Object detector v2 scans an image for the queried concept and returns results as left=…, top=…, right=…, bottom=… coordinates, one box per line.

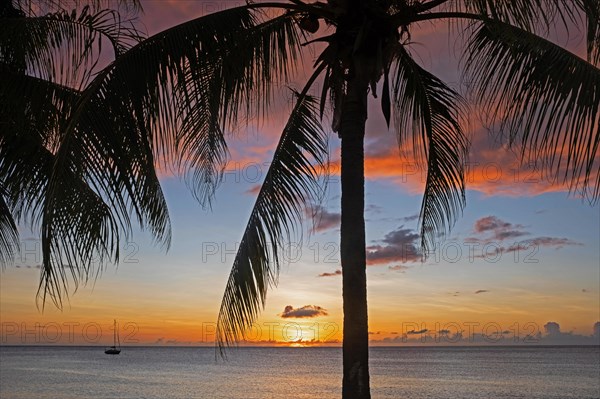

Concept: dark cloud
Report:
left=318, top=270, right=341, bottom=277
left=306, top=204, right=341, bottom=233
left=538, top=322, right=600, bottom=344
left=468, top=216, right=581, bottom=256
left=474, top=290, right=490, bottom=294
left=504, top=237, right=581, bottom=254
left=399, top=214, right=419, bottom=222
left=495, top=230, right=529, bottom=240
left=279, top=305, right=328, bottom=319
left=365, top=204, right=383, bottom=214
left=472, top=216, right=527, bottom=241
left=474, top=216, right=512, bottom=233
left=407, top=329, right=428, bottom=335
left=524, top=237, right=580, bottom=249
left=366, top=226, right=421, bottom=265
left=544, top=321, right=561, bottom=335
left=367, top=321, right=600, bottom=346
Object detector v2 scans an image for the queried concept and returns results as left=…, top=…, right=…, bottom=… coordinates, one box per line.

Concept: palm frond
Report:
left=94, top=6, right=304, bottom=202
left=460, top=1, right=569, bottom=31
left=575, top=0, right=600, bottom=65
left=0, top=6, right=142, bottom=88
left=392, top=45, right=468, bottom=252
left=39, top=73, right=171, bottom=304
left=0, top=189, right=19, bottom=266
left=0, top=70, right=124, bottom=304
left=10, top=0, right=143, bottom=16
left=0, top=66, right=79, bottom=224
left=37, top=6, right=305, bottom=304
left=454, top=0, right=599, bottom=65
left=465, top=19, right=600, bottom=200
left=216, top=92, right=327, bottom=353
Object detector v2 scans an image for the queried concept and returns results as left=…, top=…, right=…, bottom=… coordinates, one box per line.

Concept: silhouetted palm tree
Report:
left=1, top=1, right=599, bottom=398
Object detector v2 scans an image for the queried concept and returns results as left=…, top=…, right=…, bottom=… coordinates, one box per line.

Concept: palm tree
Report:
left=2, top=1, right=599, bottom=398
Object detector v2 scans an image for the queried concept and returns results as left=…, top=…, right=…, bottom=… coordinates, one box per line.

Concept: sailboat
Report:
left=104, top=319, right=121, bottom=355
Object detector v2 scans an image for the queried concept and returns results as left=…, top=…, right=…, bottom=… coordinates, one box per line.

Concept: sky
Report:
left=0, top=0, right=599, bottom=347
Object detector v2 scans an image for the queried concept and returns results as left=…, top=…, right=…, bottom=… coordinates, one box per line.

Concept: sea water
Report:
left=0, top=346, right=598, bottom=398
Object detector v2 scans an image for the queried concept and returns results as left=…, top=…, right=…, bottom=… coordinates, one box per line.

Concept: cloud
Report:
left=473, top=216, right=511, bottom=233
left=399, top=214, right=419, bottom=222
left=473, top=216, right=528, bottom=241
left=279, top=305, right=328, bottom=319
left=407, top=329, right=428, bottom=335
left=544, top=321, right=561, bottom=335
left=388, top=265, right=410, bottom=272
left=306, top=204, right=341, bottom=233
left=537, top=322, right=600, bottom=345
left=467, top=216, right=581, bottom=257
left=368, top=321, right=600, bottom=346
left=318, top=270, right=341, bottom=277
left=245, top=184, right=261, bottom=196
left=474, top=290, right=490, bottom=294
left=366, top=226, right=421, bottom=266
left=519, top=237, right=580, bottom=249
left=359, top=117, right=599, bottom=198
left=365, top=204, right=384, bottom=214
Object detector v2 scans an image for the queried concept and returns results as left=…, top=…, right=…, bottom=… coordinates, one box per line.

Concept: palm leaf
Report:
left=432, top=1, right=598, bottom=66
left=459, top=1, right=566, bottom=30
left=37, top=6, right=306, bottom=304
left=40, top=76, right=171, bottom=304
left=0, top=6, right=142, bottom=88
left=216, top=92, right=327, bottom=352
left=392, top=45, right=468, bottom=252
left=0, top=66, right=79, bottom=223
left=11, top=1, right=143, bottom=14
left=84, top=6, right=304, bottom=201
left=575, top=0, right=600, bottom=65
left=465, top=19, right=600, bottom=200
left=0, top=188, right=18, bottom=266
left=0, top=70, right=123, bottom=304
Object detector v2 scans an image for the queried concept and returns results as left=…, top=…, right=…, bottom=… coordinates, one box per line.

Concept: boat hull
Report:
left=104, top=348, right=121, bottom=355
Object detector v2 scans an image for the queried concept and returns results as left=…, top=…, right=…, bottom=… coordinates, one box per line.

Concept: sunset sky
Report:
left=1, top=0, right=598, bottom=347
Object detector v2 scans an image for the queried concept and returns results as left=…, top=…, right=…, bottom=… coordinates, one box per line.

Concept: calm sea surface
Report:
left=1, top=346, right=598, bottom=399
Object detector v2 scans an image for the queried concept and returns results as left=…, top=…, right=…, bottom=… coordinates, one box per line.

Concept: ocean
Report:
left=0, top=346, right=598, bottom=398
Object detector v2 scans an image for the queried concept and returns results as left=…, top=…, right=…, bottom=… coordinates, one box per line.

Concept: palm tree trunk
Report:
left=340, top=75, right=370, bottom=399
